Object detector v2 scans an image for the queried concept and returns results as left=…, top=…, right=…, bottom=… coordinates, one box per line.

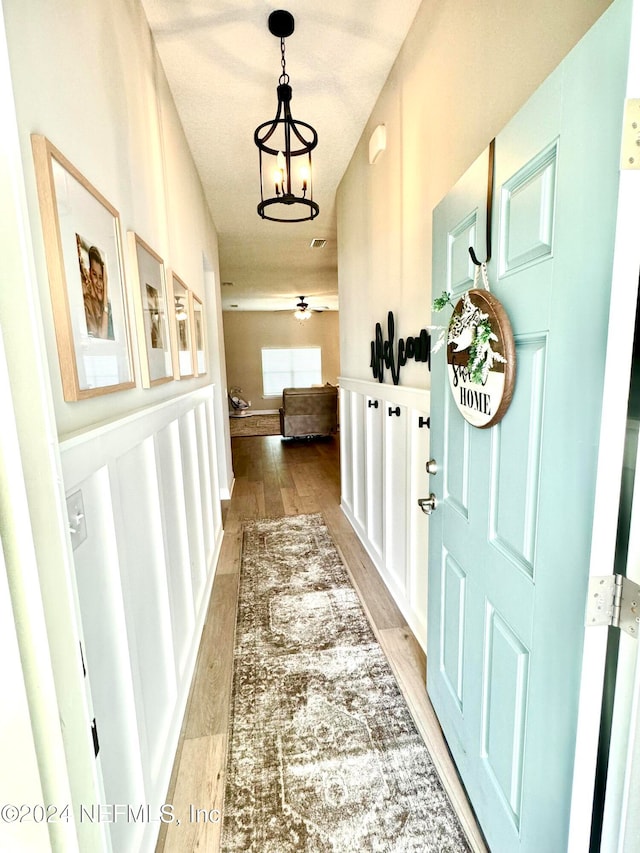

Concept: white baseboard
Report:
left=220, top=477, right=235, bottom=500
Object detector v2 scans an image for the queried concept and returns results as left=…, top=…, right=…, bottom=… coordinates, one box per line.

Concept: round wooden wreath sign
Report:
left=446, top=289, right=516, bottom=428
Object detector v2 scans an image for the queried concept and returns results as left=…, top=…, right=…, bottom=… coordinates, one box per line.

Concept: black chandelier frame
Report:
left=254, top=10, right=319, bottom=223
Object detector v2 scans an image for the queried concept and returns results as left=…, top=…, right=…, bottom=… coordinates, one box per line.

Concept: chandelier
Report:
left=254, top=10, right=319, bottom=223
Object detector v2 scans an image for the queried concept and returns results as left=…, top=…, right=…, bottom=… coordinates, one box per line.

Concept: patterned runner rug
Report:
left=229, top=412, right=281, bottom=437
left=222, top=514, right=471, bottom=852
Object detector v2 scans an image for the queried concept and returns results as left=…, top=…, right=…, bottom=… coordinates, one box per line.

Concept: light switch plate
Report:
left=66, top=488, right=87, bottom=550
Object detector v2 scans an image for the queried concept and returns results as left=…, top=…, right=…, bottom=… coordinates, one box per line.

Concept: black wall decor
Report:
left=370, top=311, right=430, bottom=385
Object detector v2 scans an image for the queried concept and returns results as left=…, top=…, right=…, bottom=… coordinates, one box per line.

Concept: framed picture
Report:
left=127, top=232, right=173, bottom=387
left=31, top=135, right=135, bottom=400
left=191, top=293, right=207, bottom=376
left=169, top=272, right=194, bottom=380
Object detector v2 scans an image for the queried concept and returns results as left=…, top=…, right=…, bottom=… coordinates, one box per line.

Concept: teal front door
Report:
left=427, top=2, right=635, bottom=850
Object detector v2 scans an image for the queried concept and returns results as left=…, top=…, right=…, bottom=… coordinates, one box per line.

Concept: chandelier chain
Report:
left=279, top=37, right=289, bottom=85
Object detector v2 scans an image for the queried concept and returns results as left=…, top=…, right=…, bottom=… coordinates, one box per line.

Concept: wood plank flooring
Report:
left=156, top=435, right=487, bottom=853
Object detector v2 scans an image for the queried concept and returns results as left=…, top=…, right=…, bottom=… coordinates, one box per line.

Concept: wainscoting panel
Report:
left=384, top=401, right=408, bottom=591
left=60, top=386, right=223, bottom=853
left=196, top=398, right=222, bottom=566
left=115, top=438, right=177, bottom=788
left=351, top=392, right=366, bottom=530
left=408, top=407, right=431, bottom=642
left=339, top=388, right=353, bottom=511
left=71, top=465, right=147, bottom=853
left=155, top=420, right=195, bottom=682
left=365, top=397, right=384, bottom=561
left=179, top=408, right=208, bottom=611
left=339, top=377, right=430, bottom=648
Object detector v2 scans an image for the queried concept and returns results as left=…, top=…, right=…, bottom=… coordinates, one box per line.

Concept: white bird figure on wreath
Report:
left=447, top=292, right=486, bottom=351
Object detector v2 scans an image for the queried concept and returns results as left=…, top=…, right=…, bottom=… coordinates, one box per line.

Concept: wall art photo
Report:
left=169, top=272, right=194, bottom=379
left=146, top=285, right=163, bottom=349
left=191, top=293, right=207, bottom=377
left=77, top=236, right=114, bottom=341
left=127, top=232, right=173, bottom=387
left=31, top=134, right=135, bottom=400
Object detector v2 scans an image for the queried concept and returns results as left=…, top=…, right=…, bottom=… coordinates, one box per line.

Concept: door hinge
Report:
left=586, top=574, right=640, bottom=638
left=91, top=718, right=100, bottom=757
left=620, top=99, right=640, bottom=170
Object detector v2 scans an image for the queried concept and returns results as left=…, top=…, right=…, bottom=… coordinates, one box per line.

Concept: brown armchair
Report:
left=279, top=385, right=338, bottom=438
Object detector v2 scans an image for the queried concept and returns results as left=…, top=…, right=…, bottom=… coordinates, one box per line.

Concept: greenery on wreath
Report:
left=432, top=291, right=453, bottom=313
left=431, top=290, right=507, bottom=384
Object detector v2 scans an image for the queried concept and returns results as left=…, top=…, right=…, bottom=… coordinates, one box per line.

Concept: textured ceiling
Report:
left=141, top=0, right=423, bottom=311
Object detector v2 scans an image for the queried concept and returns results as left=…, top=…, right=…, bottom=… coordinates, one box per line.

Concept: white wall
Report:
left=337, top=0, right=613, bottom=388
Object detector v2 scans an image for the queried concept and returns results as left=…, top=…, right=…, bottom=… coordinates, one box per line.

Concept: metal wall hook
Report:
left=468, top=137, right=495, bottom=267
left=368, top=399, right=379, bottom=408
left=388, top=406, right=401, bottom=417
left=468, top=246, right=483, bottom=266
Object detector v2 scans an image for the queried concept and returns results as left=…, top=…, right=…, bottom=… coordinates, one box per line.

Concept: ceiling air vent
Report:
left=309, top=238, right=327, bottom=249
left=222, top=281, right=234, bottom=287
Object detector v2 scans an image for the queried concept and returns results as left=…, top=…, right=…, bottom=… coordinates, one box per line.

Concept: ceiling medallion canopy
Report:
left=254, top=10, right=319, bottom=223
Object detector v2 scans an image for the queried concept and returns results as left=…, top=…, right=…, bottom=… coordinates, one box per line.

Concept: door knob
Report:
left=418, top=494, right=437, bottom=515
left=425, top=459, right=438, bottom=475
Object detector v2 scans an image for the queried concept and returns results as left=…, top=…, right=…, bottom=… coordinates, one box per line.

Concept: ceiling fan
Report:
left=269, top=294, right=333, bottom=316
left=293, top=295, right=325, bottom=320
left=294, top=296, right=312, bottom=320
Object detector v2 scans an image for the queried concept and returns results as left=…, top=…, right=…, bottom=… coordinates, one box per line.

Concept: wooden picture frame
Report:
left=31, top=135, right=135, bottom=400
left=127, top=232, right=173, bottom=387
left=191, top=293, right=207, bottom=377
left=168, top=272, right=195, bottom=380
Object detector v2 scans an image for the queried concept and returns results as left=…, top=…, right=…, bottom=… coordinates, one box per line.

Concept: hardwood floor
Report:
left=155, top=435, right=487, bottom=853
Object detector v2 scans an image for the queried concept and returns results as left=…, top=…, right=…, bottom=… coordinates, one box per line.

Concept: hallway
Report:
left=156, top=435, right=486, bottom=852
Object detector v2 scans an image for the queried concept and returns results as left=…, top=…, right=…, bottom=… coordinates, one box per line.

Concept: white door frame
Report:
left=0, top=5, right=106, bottom=849
left=0, top=329, right=52, bottom=853
left=600, top=428, right=640, bottom=851
left=569, top=2, right=640, bottom=847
